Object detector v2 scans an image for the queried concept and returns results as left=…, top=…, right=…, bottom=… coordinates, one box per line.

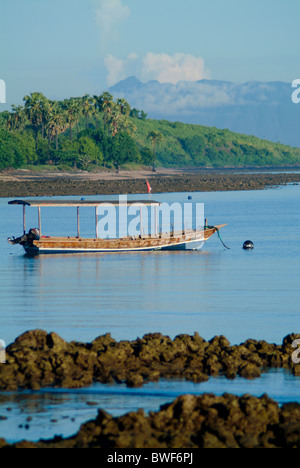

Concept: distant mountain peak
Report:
left=109, top=76, right=143, bottom=92
left=107, top=76, right=300, bottom=147
left=119, top=76, right=141, bottom=85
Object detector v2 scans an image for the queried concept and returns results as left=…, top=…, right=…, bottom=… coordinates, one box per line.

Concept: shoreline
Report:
left=1, top=393, right=299, bottom=448
left=0, top=329, right=300, bottom=448
left=1, top=168, right=300, bottom=198
left=1, top=168, right=300, bottom=448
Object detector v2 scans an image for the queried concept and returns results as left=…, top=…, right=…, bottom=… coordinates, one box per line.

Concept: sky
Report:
left=1, top=0, right=300, bottom=109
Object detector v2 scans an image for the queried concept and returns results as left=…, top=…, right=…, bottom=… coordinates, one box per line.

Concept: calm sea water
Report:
left=0, top=183, right=300, bottom=442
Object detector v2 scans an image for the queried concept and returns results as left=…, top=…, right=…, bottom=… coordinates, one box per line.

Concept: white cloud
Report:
left=104, top=55, right=126, bottom=86
left=127, top=52, right=138, bottom=61
left=105, top=53, right=140, bottom=86
left=94, top=0, right=130, bottom=44
left=109, top=77, right=286, bottom=118
left=127, top=82, right=234, bottom=115
left=104, top=52, right=210, bottom=86
left=142, top=53, right=210, bottom=84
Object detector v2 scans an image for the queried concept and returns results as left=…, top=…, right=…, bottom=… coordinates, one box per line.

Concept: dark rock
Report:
left=2, top=172, right=300, bottom=199
left=0, top=329, right=299, bottom=392
left=125, top=373, right=144, bottom=388
left=238, top=363, right=262, bottom=379
left=2, top=392, right=297, bottom=448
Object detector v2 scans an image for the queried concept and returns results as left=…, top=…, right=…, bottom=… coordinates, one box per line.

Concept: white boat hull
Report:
left=24, top=238, right=205, bottom=255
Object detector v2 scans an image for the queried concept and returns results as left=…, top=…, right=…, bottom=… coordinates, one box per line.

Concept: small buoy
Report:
left=188, top=196, right=192, bottom=200
left=243, top=240, right=254, bottom=250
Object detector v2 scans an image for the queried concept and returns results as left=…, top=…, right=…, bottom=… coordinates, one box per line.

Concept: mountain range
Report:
left=109, top=77, right=300, bottom=148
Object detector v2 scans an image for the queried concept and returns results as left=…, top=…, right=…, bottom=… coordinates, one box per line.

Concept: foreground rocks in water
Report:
left=1, top=393, right=300, bottom=448
left=0, top=330, right=299, bottom=391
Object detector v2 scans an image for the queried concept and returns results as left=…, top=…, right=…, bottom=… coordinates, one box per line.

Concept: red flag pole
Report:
left=146, top=180, right=152, bottom=198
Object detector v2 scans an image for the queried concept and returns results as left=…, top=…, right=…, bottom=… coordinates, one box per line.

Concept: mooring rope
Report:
left=205, top=225, right=231, bottom=250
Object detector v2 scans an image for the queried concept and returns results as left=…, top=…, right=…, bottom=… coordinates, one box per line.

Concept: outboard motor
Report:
left=8, top=228, right=40, bottom=246
left=28, top=228, right=40, bottom=239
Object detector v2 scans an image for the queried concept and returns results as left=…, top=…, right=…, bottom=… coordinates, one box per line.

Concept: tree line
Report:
left=2, top=90, right=296, bottom=171
left=0, top=91, right=163, bottom=172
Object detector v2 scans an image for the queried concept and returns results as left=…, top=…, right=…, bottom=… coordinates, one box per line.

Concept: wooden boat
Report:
left=7, top=199, right=226, bottom=255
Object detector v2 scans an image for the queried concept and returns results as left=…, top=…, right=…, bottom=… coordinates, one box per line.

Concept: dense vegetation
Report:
left=1, top=91, right=300, bottom=171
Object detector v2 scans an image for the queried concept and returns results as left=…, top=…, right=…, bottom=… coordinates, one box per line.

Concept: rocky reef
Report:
left=0, top=330, right=300, bottom=448
left=1, top=392, right=300, bottom=448
left=0, top=330, right=299, bottom=391
left=1, top=172, right=300, bottom=198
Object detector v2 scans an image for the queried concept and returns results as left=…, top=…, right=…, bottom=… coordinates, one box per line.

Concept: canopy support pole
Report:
left=77, top=207, right=80, bottom=238
left=38, top=207, right=41, bottom=236
left=23, top=205, right=26, bottom=234
left=95, top=206, right=98, bottom=239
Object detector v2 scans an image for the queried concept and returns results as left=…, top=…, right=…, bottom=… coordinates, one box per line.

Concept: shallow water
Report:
left=1, top=185, right=300, bottom=345
left=0, top=184, right=300, bottom=441
left=0, top=369, right=298, bottom=443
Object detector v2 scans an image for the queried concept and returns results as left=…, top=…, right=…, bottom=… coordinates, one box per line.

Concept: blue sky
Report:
left=1, top=0, right=300, bottom=108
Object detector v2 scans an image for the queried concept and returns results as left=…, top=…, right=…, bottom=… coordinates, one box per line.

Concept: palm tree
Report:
left=105, top=98, right=135, bottom=138
left=93, top=95, right=103, bottom=127
left=116, top=98, right=130, bottom=116
left=147, top=130, right=163, bottom=172
left=23, top=92, right=48, bottom=147
left=97, top=92, right=114, bottom=124
left=40, top=99, right=51, bottom=140
left=46, top=102, right=67, bottom=151
left=107, top=105, right=123, bottom=137
left=63, top=98, right=80, bottom=140
left=7, top=105, right=27, bottom=131
left=81, top=94, right=95, bottom=129
left=72, top=98, right=82, bottom=135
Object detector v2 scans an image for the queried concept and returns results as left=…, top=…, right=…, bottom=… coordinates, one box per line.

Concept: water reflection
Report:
left=3, top=246, right=227, bottom=345
left=0, top=368, right=299, bottom=443
left=1, top=187, right=300, bottom=347
left=1, top=187, right=300, bottom=443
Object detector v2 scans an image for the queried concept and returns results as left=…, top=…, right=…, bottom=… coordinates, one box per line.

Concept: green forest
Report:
left=1, top=91, right=300, bottom=172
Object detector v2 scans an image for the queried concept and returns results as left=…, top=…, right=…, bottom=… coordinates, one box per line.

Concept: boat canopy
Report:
left=8, top=199, right=161, bottom=207
left=9, top=198, right=161, bottom=237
